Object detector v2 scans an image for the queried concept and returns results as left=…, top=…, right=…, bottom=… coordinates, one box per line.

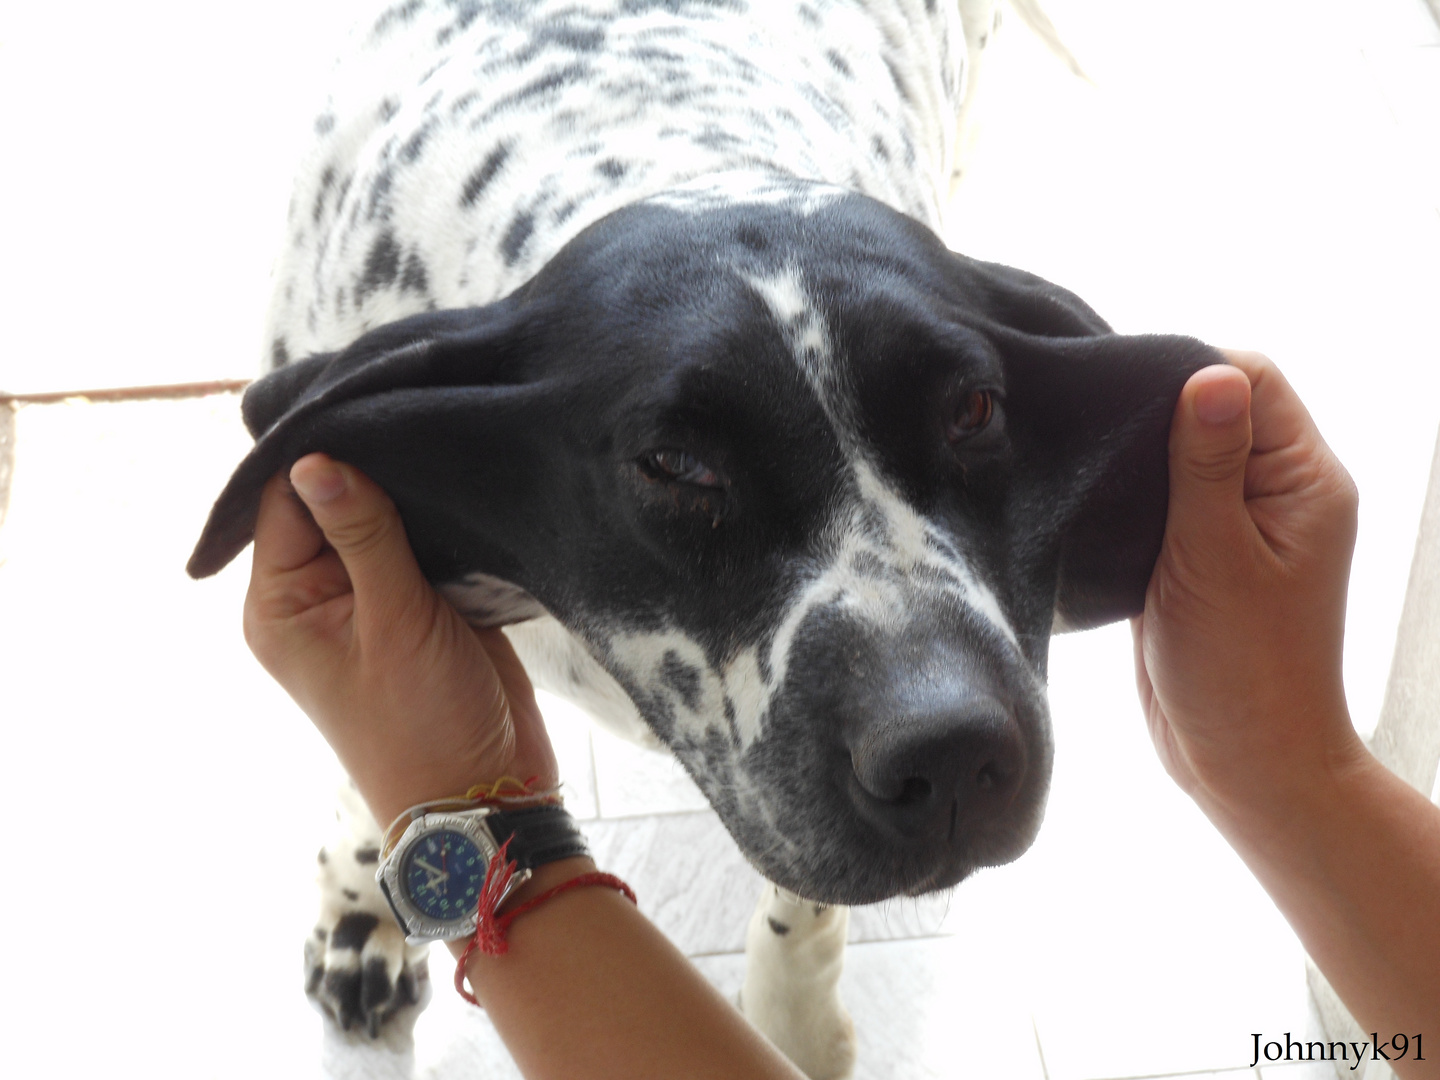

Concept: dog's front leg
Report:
left=304, top=782, right=431, bottom=1036
left=740, top=885, right=856, bottom=1080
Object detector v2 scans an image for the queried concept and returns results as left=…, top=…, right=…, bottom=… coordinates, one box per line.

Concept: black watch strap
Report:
left=486, top=804, right=589, bottom=871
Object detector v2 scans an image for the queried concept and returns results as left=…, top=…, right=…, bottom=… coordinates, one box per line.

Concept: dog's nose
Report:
left=846, top=697, right=1025, bottom=841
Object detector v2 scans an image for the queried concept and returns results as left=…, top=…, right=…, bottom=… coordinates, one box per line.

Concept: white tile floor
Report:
left=2, top=1, right=1437, bottom=1078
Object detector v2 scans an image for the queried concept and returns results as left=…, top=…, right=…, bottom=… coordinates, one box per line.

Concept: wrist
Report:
left=444, top=855, right=599, bottom=962
left=1189, top=721, right=1375, bottom=858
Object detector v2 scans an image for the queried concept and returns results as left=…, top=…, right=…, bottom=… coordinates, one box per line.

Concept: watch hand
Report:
left=413, top=858, right=450, bottom=892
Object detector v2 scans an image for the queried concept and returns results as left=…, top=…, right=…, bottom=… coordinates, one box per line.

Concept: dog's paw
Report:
left=742, top=886, right=856, bottom=1080
left=304, top=783, right=432, bottom=1036
left=304, top=912, right=430, bottom=1036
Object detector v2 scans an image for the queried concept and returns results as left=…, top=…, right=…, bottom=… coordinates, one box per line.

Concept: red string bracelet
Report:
left=455, top=838, right=637, bottom=1006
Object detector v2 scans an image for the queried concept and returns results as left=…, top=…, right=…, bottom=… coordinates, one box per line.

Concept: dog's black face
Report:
left=192, top=185, right=1218, bottom=904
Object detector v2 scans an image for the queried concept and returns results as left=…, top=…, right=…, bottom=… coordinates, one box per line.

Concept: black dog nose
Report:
left=847, top=698, right=1025, bottom=841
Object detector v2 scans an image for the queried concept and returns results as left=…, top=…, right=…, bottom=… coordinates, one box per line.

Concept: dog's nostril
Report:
left=895, top=777, right=932, bottom=806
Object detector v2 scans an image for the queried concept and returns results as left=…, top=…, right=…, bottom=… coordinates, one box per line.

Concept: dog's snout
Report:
left=847, top=697, right=1025, bottom=841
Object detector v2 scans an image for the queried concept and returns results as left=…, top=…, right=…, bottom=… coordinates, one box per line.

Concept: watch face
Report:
left=401, top=829, right=489, bottom=922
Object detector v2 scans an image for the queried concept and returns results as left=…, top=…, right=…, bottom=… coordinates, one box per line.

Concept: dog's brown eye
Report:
left=947, top=390, right=994, bottom=440
left=642, top=449, right=723, bottom=488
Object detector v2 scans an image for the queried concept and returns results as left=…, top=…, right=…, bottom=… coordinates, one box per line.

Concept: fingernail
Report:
left=1193, top=376, right=1248, bottom=426
left=290, top=459, right=346, bottom=504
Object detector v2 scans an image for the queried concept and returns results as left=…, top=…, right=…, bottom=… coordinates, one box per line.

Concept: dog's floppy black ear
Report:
left=956, top=257, right=1223, bottom=631
left=187, top=301, right=533, bottom=579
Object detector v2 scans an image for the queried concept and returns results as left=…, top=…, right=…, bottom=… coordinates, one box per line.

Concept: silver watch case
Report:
left=376, top=807, right=533, bottom=944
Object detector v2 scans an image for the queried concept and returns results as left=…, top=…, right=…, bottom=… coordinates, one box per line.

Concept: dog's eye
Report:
left=947, top=390, right=994, bottom=441
left=641, top=449, right=724, bottom=488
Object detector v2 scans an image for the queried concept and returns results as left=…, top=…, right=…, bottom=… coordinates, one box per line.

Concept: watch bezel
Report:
left=377, top=807, right=524, bottom=943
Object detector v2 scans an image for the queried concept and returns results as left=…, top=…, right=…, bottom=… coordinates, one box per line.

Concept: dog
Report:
left=189, top=1, right=1219, bottom=1075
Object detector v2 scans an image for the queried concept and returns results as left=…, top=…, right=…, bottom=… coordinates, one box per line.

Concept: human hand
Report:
left=243, top=453, right=557, bottom=829
left=1131, top=352, right=1366, bottom=820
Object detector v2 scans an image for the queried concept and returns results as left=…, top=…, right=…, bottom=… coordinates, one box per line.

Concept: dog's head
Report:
left=192, top=184, right=1218, bottom=904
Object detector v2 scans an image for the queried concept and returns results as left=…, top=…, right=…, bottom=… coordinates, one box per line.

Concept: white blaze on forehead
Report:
left=743, top=265, right=1019, bottom=651
left=742, top=265, right=842, bottom=423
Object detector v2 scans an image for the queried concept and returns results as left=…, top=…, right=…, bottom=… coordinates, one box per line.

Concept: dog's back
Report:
left=265, top=0, right=972, bottom=369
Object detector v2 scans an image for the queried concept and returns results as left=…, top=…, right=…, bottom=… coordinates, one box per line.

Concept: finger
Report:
left=1217, top=350, right=1311, bottom=457
left=288, top=454, right=431, bottom=624
left=252, top=470, right=328, bottom=577
left=1164, top=364, right=1255, bottom=552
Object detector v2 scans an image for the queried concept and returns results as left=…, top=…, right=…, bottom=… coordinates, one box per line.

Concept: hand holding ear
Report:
left=1131, top=352, right=1364, bottom=817
left=243, top=453, right=558, bottom=828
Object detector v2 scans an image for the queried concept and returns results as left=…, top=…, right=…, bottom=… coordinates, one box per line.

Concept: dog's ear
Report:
left=187, top=301, right=538, bottom=579
left=956, top=257, right=1223, bottom=631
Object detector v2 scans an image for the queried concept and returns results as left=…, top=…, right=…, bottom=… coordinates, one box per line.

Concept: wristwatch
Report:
left=377, top=803, right=589, bottom=943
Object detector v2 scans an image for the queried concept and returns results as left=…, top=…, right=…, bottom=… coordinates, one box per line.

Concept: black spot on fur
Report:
left=479, top=62, right=590, bottom=123
left=735, top=223, right=768, bottom=252
left=596, top=158, right=627, bottom=181
left=358, top=230, right=401, bottom=301
left=373, top=0, right=424, bottom=37
left=378, top=97, right=400, bottom=123
left=343, top=888, right=361, bottom=901
left=354, top=846, right=380, bottom=865
left=460, top=143, right=511, bottom=207
left=314, top=926, right=327, bottom=941
left=619, top=0, right=744, bottom=13
left=332, top=912, right=380, bottom=951
left=400, top=119, right=437, bottom=164
left=825, top=49, right=852, bottom=78
left=797, top=4, right=820, bottom=26
left=395, top=966, right=421, bottom=1006
left=767, top=917, right=791, bottom=936
left=883, top=56, right=912, bottom=104
left=401, top=251, right=429, bottom=294
left=271, top=337, right=290, bottom=367
left=361, top=956, right=394, bottom=1013
left=306, top=964, right=324, bottom=995
left=366, top=164, right=396, bottom=220
left=317, top=847, right=328, bottom=864
left=436, top=0, right=483, bottom=47
left=314, top=112, right=336, bottom=136
left=323, top=968, right=364, bottom=1030
left=660, top=650, right=703, bottom=713
left=312, top=164, right=336, bottom=224
left=870, top=135, right=890, bottom=162
left=501, top=212, right=535, bottom=266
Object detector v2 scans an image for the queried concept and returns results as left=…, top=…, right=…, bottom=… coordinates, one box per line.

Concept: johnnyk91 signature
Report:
left=1250, top=1032, right=1425, bottom=1070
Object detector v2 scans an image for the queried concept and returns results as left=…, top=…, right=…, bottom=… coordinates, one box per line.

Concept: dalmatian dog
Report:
left=189, top=1, right=1219, bottom=1076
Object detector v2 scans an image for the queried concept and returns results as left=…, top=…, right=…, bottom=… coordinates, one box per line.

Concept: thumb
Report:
left=288, top=453, right=430, bottom=617
left=1164, top=364, right=1254, bottom=549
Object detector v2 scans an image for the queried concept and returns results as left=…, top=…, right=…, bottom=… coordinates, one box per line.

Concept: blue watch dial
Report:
left=401, top=829, right=488, bottom=921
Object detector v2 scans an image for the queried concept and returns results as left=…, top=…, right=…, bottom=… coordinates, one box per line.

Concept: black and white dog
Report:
left=190, top=1, right=1218, bottom=1075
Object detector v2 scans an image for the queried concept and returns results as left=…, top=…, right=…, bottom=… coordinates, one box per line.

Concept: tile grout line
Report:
left=1032, top=1014, right=1052, bottom=1080
left=0, top=378, right=251, bottom=405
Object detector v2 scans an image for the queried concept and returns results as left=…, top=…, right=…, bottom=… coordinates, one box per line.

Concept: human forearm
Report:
left=450, top=863, right=805, bottom=1080
left=1197, top=744, right=1440, bottom=1055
